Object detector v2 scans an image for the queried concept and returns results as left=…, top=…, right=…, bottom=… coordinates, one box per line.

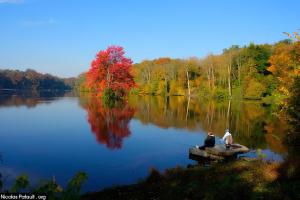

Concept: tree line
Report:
left=131, top=39, right=298, bottom=101
left=2, top=34, right=299, bottom=102
left=0, top=69, right=76, bottom=90
left=75, top=37, right=299, bottom=104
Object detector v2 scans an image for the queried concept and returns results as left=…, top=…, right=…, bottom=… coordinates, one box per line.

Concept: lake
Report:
left=0, top=90, right=287, bottom=192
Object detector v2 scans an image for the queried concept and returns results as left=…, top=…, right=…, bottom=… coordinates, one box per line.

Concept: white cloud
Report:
left=0, top=0, right=24, bottom=4
left=22, top=18, right=57, bottom=27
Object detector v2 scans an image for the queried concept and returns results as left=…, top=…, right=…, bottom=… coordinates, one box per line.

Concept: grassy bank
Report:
left=82, top=158, right=299, bottom=200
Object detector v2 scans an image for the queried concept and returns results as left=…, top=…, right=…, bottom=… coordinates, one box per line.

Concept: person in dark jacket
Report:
left=196, top=131, right=215, bottom=150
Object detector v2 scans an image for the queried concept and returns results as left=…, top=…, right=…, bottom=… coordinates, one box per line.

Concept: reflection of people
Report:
left=196, top=131, right=215, bottom=150
left=222, top=129, right=233, bottom=149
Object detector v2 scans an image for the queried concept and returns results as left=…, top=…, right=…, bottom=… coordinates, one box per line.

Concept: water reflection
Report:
left=0, top=90, right=287, bottom=155
left=128, top=95, right=287, bottom=154
left=0, top=92, right=289, bottom=191
left=79, top=95, right=135, bottom=149
left=0, top=90, right=72, bottom=108
left=0, top=91, right=290, bottom=192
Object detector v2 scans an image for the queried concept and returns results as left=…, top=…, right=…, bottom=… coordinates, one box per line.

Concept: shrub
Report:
left=244, top=79, right=266, bottom=99
left=102, top=88, right=118, bottom=107
left=10, top=174, right=29, bottom=193
left=214, top=88, right=228, bottom=100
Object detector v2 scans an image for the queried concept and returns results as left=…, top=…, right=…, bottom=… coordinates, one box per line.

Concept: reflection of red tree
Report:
left=82, top=96, right=135, bottom=149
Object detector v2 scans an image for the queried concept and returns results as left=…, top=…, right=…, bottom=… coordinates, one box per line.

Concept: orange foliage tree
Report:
left=86, top=46, right=135, bottom=98
left=268, top=40, right=300, bottom=96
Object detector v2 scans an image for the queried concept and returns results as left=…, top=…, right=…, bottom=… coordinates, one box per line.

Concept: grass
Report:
left=81, top=158, right=299, bottom=200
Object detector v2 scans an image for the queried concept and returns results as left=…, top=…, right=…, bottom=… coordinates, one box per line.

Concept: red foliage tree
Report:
left=86, top=46, right=135, bottom=97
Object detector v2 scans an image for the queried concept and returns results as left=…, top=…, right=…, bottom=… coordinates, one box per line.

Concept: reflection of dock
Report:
left=189, top=144, right=249, bottom=160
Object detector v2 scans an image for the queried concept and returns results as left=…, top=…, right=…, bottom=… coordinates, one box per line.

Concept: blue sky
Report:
left=0, top=0, right=299, bottom=77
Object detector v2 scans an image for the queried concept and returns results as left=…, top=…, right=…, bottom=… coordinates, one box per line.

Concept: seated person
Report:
left=222, top=129, right=233, bottom=149
left=196, top=131, right=215, bottom=150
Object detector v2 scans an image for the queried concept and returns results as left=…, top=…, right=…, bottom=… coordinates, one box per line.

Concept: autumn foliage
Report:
left=86, top=46, right=135, bottom=97
left=80, top=32, right=300, bottom=102
left=80, top=95, right=135, bottom=149
left=268, top=41, right=300, bottom=95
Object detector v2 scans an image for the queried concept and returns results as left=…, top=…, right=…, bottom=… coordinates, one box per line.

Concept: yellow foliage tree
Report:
left=268, top=37, right=300, bottom=96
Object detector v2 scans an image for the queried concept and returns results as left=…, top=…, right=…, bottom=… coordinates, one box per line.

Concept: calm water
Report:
left=0, top=90, right=287, bottom=191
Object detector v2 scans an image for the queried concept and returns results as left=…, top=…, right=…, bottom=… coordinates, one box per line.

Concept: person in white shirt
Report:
left=222, top=129, right=233, bottom=149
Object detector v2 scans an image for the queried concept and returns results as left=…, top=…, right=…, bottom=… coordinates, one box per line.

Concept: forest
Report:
left=75, top=36, right=299, bottom=109
left=131, top=39, right=298, bottom=102
left=1, top=36, right=298, bottom=104
left=0, top=69, right=75, bottom=90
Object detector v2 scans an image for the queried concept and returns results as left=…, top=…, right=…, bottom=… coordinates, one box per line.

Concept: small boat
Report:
left=189, top=144, right=250, bottom=160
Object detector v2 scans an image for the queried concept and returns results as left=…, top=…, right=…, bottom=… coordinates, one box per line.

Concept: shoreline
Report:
left=81, top=158, right=292, bottom=200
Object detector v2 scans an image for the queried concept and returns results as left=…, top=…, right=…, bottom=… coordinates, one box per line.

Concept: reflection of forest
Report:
left=79, top=95, right=135, bottom=149
left=128, top=95, right=287, bottom=153
left=1, top=91, right=287, bottom=154
left=0, top=90, right=71, bottom=108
